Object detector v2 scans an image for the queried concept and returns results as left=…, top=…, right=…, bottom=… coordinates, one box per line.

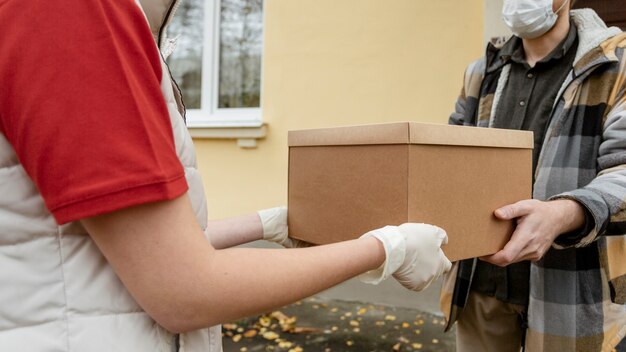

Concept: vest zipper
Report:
left=157, top=0, right=182, bottom=49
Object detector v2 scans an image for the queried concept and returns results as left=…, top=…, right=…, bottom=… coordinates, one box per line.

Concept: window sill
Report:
left=188, top=124, right=267, bottom=149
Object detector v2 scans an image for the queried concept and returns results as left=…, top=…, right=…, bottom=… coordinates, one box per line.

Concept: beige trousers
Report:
left=456, top=291, right=526, bottom=352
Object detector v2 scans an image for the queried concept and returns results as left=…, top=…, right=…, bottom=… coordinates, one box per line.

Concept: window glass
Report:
left=218, top=0, right=263, bottom=108
left=167, top=0, right=264, bottom=114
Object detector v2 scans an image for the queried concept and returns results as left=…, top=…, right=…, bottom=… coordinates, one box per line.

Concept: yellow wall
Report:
left=194, top=0, right=485, bottom=219
left=485, top=0, right=511, bottom=42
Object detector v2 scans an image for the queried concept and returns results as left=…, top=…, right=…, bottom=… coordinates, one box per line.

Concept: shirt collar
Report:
left=499, top=21, right=578, bottom=66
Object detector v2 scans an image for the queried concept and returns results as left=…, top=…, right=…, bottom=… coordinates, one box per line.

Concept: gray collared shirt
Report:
left=497, top=22, right=579, bottom=171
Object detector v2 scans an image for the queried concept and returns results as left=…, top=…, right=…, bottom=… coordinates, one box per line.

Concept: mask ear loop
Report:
left=554, top=0, right=570, bottom=15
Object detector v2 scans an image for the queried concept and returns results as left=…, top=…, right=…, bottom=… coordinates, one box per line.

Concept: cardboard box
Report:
left=288, top=122, right=533, bottom=261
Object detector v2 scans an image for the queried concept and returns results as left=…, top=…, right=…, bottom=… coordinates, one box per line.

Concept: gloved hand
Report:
left=257, top=206, right=310, bottom=248
left=359, top=223, right=451, bottom=291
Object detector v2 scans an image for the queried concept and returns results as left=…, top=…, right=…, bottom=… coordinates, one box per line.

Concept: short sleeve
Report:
left=0, top=0, right=188, bottom=224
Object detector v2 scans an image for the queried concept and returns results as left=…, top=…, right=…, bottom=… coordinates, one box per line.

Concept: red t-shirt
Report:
left=0, top=0, right=188, bottom=224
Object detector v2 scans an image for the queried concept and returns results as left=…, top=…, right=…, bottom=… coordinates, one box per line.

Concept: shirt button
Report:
left=527, top=73, right=534, bottom=79
left=519, top=100, right=526, bottom=106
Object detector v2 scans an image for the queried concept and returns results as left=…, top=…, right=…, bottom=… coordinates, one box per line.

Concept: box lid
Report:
left=289, top=122, right=533, bottom=149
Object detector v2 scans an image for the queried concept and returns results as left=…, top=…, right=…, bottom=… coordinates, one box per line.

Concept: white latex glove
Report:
left=359, top=223, right=451, bottom=291
left=257, top=206, right=309, bottom=248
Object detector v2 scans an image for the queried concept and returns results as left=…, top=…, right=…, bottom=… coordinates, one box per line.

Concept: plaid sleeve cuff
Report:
left=553, top=205, right=595, bottom=248
left=549, top=188, right=609, bottom=249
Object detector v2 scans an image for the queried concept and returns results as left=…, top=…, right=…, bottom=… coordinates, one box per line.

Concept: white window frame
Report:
left=185, top=0, right=264, bottom=129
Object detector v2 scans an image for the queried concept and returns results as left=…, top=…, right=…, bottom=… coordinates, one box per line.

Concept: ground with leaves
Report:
left=222, top=297, right=455, bottom=352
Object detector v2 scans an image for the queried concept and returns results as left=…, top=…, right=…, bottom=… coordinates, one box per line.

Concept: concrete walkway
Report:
left=222, top=297, right=455, bottom=352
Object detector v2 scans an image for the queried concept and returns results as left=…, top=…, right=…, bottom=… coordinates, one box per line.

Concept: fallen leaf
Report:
left=412, top=342, right=423, bottom=349
left=232, top=334, right=241, bottom=343
left=401, top=322, right=410, bottom=328
left=349, top=320, right=359, bottom=327
left=432, top=338, right=439, bottom=344
left=278, top=341, right=293, bottom=348
left=262, top=331, right=279, bottom=340
left=278, top=317, right=298, bottom=332
left=271, top=311, right=290, bottom=321
left=346, top=340, right=354, bottom=346
left=223, top=324, right=238, bottom=330
left=357, top=308, right=367, bottom=315
left=243, top=330, right=257, bottom=338
left=292, top=327, right=320, bottom=334
left=259, top=316, right=271, bottom=327
left=385, top=315, right=396, bottom=321
left=392, top=342, right=401, bottom=351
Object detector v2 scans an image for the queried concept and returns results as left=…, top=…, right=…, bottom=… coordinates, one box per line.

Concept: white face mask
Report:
left=502, top=0, right=569, bottom=39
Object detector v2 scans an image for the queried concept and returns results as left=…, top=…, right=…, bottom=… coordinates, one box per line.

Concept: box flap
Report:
left=289, top=122, right=410, bottom=146
left=409, top=123, right=533, bottom=149
left=289, top=122, right=533, bottom=149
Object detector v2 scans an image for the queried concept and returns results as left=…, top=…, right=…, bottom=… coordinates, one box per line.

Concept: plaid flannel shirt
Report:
left=440, top=9, right=626, bottom=351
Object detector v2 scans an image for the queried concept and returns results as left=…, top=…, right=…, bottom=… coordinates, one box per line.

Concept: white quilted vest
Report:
left=0, top=0, right=221, bottom=350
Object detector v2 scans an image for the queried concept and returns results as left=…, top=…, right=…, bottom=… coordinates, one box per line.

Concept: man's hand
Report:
left=482, top=199, right=585, bottom=266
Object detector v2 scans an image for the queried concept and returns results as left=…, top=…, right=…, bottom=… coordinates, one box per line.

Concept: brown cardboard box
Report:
left=288, top=122, right=533, bottom=261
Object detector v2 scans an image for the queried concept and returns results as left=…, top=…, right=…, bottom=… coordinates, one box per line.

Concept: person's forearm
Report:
left=204, top=213, right=264, bottom=249
left=182, top=238, right=385, bottom=331
left=147, top=237, right=385, bottom=332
